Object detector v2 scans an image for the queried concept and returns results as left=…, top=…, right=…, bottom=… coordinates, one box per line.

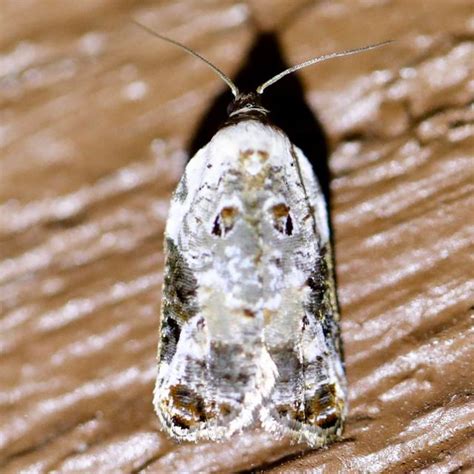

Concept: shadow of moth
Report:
left=135, top=21, right=391, bottom=446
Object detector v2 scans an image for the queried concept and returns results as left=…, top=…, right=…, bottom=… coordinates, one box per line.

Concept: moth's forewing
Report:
left=155, top=121, right=346, bottom=445
left=155, top=125, right=276, bottom=441
left=259, top=146, right=347, bottom=446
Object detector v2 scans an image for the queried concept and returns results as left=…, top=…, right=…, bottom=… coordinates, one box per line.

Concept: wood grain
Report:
left=1, top=1, right=473, bottom=472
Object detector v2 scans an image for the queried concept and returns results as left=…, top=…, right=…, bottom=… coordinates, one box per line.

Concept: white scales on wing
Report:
left=134, top=21, right=391, bottom=446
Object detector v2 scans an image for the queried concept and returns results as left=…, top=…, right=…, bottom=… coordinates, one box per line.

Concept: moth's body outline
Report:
left=135, top=21, right=390, bottom=446
left=155, top=116, right=346, bottom=446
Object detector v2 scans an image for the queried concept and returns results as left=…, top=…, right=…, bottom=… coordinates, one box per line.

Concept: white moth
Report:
left=136, top=22, right=390, bottom=446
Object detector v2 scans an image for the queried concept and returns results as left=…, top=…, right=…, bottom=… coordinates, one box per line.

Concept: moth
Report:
left=136, top=22, right=390, bottom=447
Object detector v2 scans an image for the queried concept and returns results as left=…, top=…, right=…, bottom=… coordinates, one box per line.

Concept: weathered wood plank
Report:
left=1, top=1, right=472, bottom=472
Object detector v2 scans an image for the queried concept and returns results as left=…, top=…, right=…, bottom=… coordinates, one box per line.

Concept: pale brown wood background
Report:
left=1, top=1, right=473, bottom=472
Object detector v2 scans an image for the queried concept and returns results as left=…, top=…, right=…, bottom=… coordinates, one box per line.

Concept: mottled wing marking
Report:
left=259, top=145, right=346, bottom=446
left=155, top=131, right=277, bottom=441
left=155, top=237, right=211, bottom=435
left=155, top=121, right=346, bottom=445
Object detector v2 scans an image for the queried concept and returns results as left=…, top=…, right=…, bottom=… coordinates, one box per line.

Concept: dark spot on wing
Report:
left=171, top=414, right=191, bottom=429
left=211, top=206, right=238, bottom=237
left=160, top=239, right=199, bottom=362
left=243, top=308, right=256, bottom=318
left=271, top=203, right=293, bottom=235
left=316, top=408, right=340, bottom=430
left=159, top=314, right=181, bottom=363
left=306, top=263, right=327, bottom=305
left=168, top=384, right=209, bottom=428
left=305, top=383, right=342, bottom=430
left=219, top=403, right=232, bottom=416
left=212, top=214, right=222, bottom=236
left=285, top=213, right=293, bottom=235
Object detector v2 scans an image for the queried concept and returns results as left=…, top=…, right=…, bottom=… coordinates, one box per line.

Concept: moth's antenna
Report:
left=256, top=40, right=393, bottom=94
left=133, top=20, right=240, bottom=97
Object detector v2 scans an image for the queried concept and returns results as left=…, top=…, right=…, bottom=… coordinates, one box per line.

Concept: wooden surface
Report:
left=1, top=1, right=473, bottom=472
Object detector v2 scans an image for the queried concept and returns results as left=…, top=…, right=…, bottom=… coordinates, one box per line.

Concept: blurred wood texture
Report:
left=1, top=1, right=473, bottom=472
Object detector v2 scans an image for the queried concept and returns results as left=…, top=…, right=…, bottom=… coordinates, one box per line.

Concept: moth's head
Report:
left=227, top=92, right=269, bottom=120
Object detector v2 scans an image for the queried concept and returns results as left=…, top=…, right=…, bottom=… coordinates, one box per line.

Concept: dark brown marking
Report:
left=243, top=308, right=256, bottom=318
left=272, top=203, right=290, bottom=218
left=275, top=403, right=305, bottom=423
left=271, top=203, right=293, bottom=235
left=316, top=408, right=339, bottom=429
left=219, top=403, right=232, bottom=416
left=168, top=384, right=210, bottom=428
left=221, top=206, right=237, bottom=232
left=212, top=206, right=238, bottom=237
left=304, top=383, right=342, bottom=429
left=171, top=414, right=191, bottom=429
left=237, top=372, right=250, bottom=384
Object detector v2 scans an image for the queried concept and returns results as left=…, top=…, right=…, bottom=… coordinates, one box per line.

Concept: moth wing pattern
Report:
left=135, top=22, right=389, bottom=445
left=122, top=21, right=400, bottom=452
left=259, top=145, right=347, bottom=445
left=154, top=136, right=277, bottom=441
left=155, top=121, right=347, bottom=446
